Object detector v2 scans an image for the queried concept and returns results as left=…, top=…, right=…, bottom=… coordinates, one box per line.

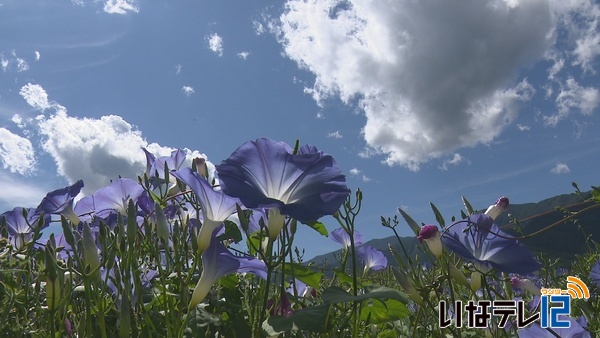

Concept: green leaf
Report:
left=217, top=220, right=242, bottom=243
left=321, top=285, right=408, bottom=305
left=461, top=196, right=475, bottom=215
left=397, top=208, right=421, bottom=236
left=303, top=221, right=328, bottom=237
left=359, top=298, right=409, bottom=323
left=429, top=202, right=445, bottom=228
left=183, top=305, right=221, bottom=337
left=333, top=269, right=356, bottom=286
left=282, top=263, right=323, bottom=290
left=262, top=304, right=330, bottom=335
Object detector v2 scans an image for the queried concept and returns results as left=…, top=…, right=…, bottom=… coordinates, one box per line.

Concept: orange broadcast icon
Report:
left=564, top=276, right=590, bottom=299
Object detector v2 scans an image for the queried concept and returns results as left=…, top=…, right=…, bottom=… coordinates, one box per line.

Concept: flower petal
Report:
left=217, top=138, right=349, bottom=222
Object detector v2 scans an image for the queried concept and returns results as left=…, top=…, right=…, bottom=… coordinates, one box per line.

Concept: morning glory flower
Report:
left=172, top=167, right=240, bottom=253
left=417, top=225, right=442, bottom=258
left=76, top=178, right=145, bottom=219
left=143, top=148, right=186, bottom=178
left=36, top=180, right=84, bottom=224
left=1, top=207, right=50, bottom=249
left=591, top=259, right=600, bottom=288
left=357, top=245, right=387, bottom=274
left=441, top=213, right=541, bottom=275
left=189, top=234, right=267, bottom=309
left=331, top=227, right=364, bottom=250
left=216, top=138, right=350, bottom=239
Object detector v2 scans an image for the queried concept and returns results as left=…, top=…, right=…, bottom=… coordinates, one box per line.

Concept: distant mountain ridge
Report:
left=309, top=191, right=599, bottom=268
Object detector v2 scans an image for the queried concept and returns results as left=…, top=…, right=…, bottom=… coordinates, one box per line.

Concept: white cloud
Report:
left=1, top=55, right=8, bottom=71
left=237, top=51, right=250, bottom=60
left=544, top=77, right=600, bottom=126
left=253, top=20, right=266, bottom=35
left=439, top=153, right=464, bottom=171
left=0, top=128, right=35, bottom=175
left=361, top=175, right=371, bottom=182
left=175, top=63, right=182, bottom=75
left=276, top=0, right=557, bottom=170
left=0, top=173, right=49, bottom=210
left=19, top=83, right=51, bottom=111
left=1, top=50, right=30, bottom=72
left=206, top=33, right=224, bottom=57
left=516, top=124, right=531, bottom=131
left=103, top=0, right=139, bottom=14
left=349, top=168, right=361, bottom=175
left=327, top=130, right=342, bottom=139
left=316, top=112, right=324, bottom=119
left=16, top=58, right=29, bottom=72
left=34, top=51, right=41, bottom=61
left=182, top=86, right=195, bottom=96
left=17, top=84, right=214, bottom=195
left=550, top=162, right=570, bottom=174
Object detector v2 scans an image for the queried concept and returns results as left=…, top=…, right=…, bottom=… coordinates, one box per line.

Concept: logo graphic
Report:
left=565, top=276, right=590, bottom=299
left=438, top=276, right=590, bottom=329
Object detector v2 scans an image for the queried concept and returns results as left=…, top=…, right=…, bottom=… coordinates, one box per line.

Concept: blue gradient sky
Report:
left=1, top=0, right=598, bottom=258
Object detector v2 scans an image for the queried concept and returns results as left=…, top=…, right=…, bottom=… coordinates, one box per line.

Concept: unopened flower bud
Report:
left=484, top=196, right=509, bottom=220
left=417, top=225, right=443, bottom=258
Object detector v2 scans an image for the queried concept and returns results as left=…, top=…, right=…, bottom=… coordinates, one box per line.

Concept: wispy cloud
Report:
left=544, top=77, right=600, bottom=126
left=439, top=153, right=464, bottom=171
left=349, top=168, right=361, bottom=175
left=206, top=33, right=224, bottom=57
left=0, top=172, right=49, bottom=210
left=327, top=131, right=342, bottom=139
left=182, top=86, right=195, bottom=96
left=103, top=0, right=139, bottom=15
left=516, top=124, right=531, bottom=131
left=175, top=63, right=182, bottom=75
left=550, top=162, right=570, bottom=174
left=237, top=51, right=250, bottom=60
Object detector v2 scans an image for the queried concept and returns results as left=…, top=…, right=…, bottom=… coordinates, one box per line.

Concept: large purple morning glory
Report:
left=74, top=178, right=145, bottom=220
left=189, top=232, right=267, bottom=309
left=1, top=207, right=50, bottom=249
left=172, top=167, right=240, bottom=253
left=216, top=138, right=349, bottom=239
left=441, top=213, right=541, bottom=275
left=37, top=180, right=84, bottom=224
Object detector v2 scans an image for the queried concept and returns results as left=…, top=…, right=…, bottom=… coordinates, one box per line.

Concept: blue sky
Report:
left=1, top=0, right=599, bottom=258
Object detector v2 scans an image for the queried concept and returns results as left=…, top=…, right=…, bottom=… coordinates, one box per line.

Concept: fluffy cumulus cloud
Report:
left=275, top=0, right=600, bottom=170
left=206, top=33, right=224, bottom=57
left=0, top=128, right=35, bottom=175
left=550, top=162, right=570, bottom=174
left=544, top=77, right=600, bottom=126
left=19, top=83, right=51, bottom=111
left=17, top=84, right=213, bottom=195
